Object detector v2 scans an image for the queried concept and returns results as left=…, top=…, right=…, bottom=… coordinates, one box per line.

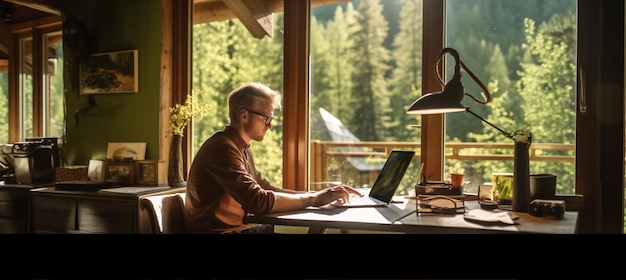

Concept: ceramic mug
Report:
left=530, top=173, right=557, bottom=200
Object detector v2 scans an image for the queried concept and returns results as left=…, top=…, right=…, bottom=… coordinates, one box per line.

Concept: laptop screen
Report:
left=368, top=150, right=416, bottom=203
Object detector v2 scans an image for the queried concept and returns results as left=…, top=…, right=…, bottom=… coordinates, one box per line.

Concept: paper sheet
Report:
left=463, top=209, right=517, bottom=225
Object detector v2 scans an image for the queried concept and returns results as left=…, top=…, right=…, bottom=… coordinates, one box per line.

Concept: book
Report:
left=98, top=186, right=171, bottom=195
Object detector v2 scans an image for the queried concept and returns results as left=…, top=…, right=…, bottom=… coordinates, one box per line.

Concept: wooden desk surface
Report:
left=245, top=197, right=578, bottom=234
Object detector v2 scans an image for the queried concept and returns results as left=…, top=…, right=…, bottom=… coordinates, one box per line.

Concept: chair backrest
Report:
left=141, top=192, right=187, bottom=234
left=554, top=194, right=584, bottom=211
left=162, top=192, right=186, bottom=233
left=554, top=194, right=584, bottom=233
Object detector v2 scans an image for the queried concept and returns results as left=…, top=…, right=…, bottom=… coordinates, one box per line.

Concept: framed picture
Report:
left=135, top=160, right=167, bottom=185
left=106, top=142, right=147, bottom=160
left=80, top=49, right=138, bottom=94
left=87, top=159, right=105, bottom=182
left=104, top=161, right=134, bottom=184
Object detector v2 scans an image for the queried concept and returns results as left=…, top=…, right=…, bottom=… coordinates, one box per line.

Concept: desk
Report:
left=245, top=197, right=578, bottom=234
left=0, top=182, right=53, bottom=233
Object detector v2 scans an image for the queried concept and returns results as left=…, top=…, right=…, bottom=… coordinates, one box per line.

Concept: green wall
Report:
left=62, top=0, right=162, bottom=165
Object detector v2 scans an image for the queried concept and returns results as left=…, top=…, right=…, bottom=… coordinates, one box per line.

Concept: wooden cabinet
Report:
left=30, top=186, right=185, bottom=234
left=0, top=183, right=51, bottom=233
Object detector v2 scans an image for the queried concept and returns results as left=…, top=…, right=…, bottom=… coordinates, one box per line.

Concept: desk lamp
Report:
left=407, top=47, right=531, bottom=212
left=406, top=47, right=514, bottom=139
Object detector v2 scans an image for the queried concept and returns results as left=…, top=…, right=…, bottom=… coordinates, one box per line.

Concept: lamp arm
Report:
left=459, top=60, right=491, bottom=105
left=465, top=108, right=514, bottom=139
left=434, top=48, right=461, bottom=87
left=434, top=47, right=492, bottom=105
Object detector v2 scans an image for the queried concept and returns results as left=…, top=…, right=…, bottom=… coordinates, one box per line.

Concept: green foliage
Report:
left=169, top=91, right=211, bottom=136
left=0, top=73, right=8, bottom=143
left=191, top=17, right=285, bottom=187
left=388, top=0, right=423, bottom=141
left=50, top=44, right=65, bottom=139
left=189, top=0, right=577, bottom=195
left=348, top=0, right=390, bottom=141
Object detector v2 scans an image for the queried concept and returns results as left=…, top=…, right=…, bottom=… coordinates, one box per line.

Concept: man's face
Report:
left=243, top=102, right=274, bottom=142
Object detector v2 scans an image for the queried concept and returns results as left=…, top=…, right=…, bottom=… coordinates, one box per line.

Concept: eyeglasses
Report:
left=245, top=108, right=273, bottom=125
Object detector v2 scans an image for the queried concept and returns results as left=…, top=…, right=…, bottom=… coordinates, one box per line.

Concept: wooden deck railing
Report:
left=310, top=140, right=575, bottom=184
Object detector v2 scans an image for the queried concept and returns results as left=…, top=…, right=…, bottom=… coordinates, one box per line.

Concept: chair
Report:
left=554, top=194, right=584, bottom=233
left=141, top=192, right=187, bottom=234
left=554, top=194, right=584, bottom=211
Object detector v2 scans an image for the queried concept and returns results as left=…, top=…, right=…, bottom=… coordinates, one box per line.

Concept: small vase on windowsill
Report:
left=168, top=134, right=187, bottom=188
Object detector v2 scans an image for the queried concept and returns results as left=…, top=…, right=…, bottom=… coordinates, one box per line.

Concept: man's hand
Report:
left=311, top=185, right=363, bottom=207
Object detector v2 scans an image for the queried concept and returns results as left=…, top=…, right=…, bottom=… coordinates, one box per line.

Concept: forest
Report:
left=190, top=0, right=576, bottom=195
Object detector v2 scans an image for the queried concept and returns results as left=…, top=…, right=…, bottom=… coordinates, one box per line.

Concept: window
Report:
left=444, top=0, right=577, bottom=194
left=188, top=0, right=623, bottom=233
left=43, top=31, right=64, bottom=138
left=308, top=0, right=576, bottom=196
left=190, top=0, right=576, bottom=194
left=1, top=22, right=63, bottom=144
left=191, top=5, right=285, bottom=187
left=0, top=59, right=8, bottom=144
left=309, top=0, right=422, bottom=195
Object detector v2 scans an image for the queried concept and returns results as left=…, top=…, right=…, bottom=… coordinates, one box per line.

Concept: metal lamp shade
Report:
left=407, top=73, right=466, bottom=115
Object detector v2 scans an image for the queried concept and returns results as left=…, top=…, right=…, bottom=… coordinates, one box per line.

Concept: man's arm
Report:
left=269, top=185, right=363, bottom=213
left=267, top=185, right=303, bottom=194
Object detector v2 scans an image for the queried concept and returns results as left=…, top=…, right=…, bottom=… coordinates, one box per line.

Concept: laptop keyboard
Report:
left=347, top=195, right=376, bottom=204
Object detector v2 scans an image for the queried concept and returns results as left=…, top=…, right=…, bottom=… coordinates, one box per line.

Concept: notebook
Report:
left=330, top=150, right=416, bottom=207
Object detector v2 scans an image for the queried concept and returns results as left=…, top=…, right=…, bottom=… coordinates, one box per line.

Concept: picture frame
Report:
left=80, top=49, right=139, bottom=94
left=135, top=160, right=167, bottom=186
left=106, top=142, right=147, bottom=160
left=87, top=159, right=105, bottom=182
left=104, top=160, right=135, bottom=184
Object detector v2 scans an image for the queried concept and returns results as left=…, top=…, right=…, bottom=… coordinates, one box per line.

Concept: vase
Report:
left=168, top=134, right=187, bottom=188
left=512, top=139, right=531, bottom=212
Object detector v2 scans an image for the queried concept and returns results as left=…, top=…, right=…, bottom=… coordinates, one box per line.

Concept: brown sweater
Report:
left=184, top=125, right=276, bottom=233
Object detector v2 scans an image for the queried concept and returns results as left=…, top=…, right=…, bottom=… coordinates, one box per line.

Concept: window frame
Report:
left=280, top=0, right=624, bottom=233
left=6, top=16, right=62, bottom=143
left=183, top=0, right=624, bottom=233
left=279, top=0, right=449, bottom=188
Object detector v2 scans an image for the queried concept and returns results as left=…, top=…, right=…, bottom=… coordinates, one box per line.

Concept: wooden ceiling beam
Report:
left=222, top=0, right=271, bottom=39
left=193, top=0, right=351, bottom=39
left=3, top=0, right=61, bottom=16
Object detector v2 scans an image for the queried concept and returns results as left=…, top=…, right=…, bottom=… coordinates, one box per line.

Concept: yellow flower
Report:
left=168, top=90, right=211, bottom=136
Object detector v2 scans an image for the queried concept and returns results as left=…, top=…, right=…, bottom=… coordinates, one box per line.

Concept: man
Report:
left=184, top=82, right=362, bottom=234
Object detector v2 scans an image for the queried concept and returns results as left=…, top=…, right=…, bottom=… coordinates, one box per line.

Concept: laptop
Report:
left=330, top=150, right=416, bottom=207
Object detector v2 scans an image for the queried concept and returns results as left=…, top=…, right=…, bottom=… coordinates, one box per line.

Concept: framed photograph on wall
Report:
left=80, top=49, right=138, bottom=94
left=106, top=142, right=146, bottom=160
left=104, top=160, right=134, bottom=184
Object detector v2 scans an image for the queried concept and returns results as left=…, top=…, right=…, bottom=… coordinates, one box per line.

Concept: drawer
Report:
left=78, top=199, right=134, bottom=233
left=31, top=196, right=77, bottom=232
left=0, top=190, right=29, bottom=218
left=0, top=218, right=27, bottom=234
